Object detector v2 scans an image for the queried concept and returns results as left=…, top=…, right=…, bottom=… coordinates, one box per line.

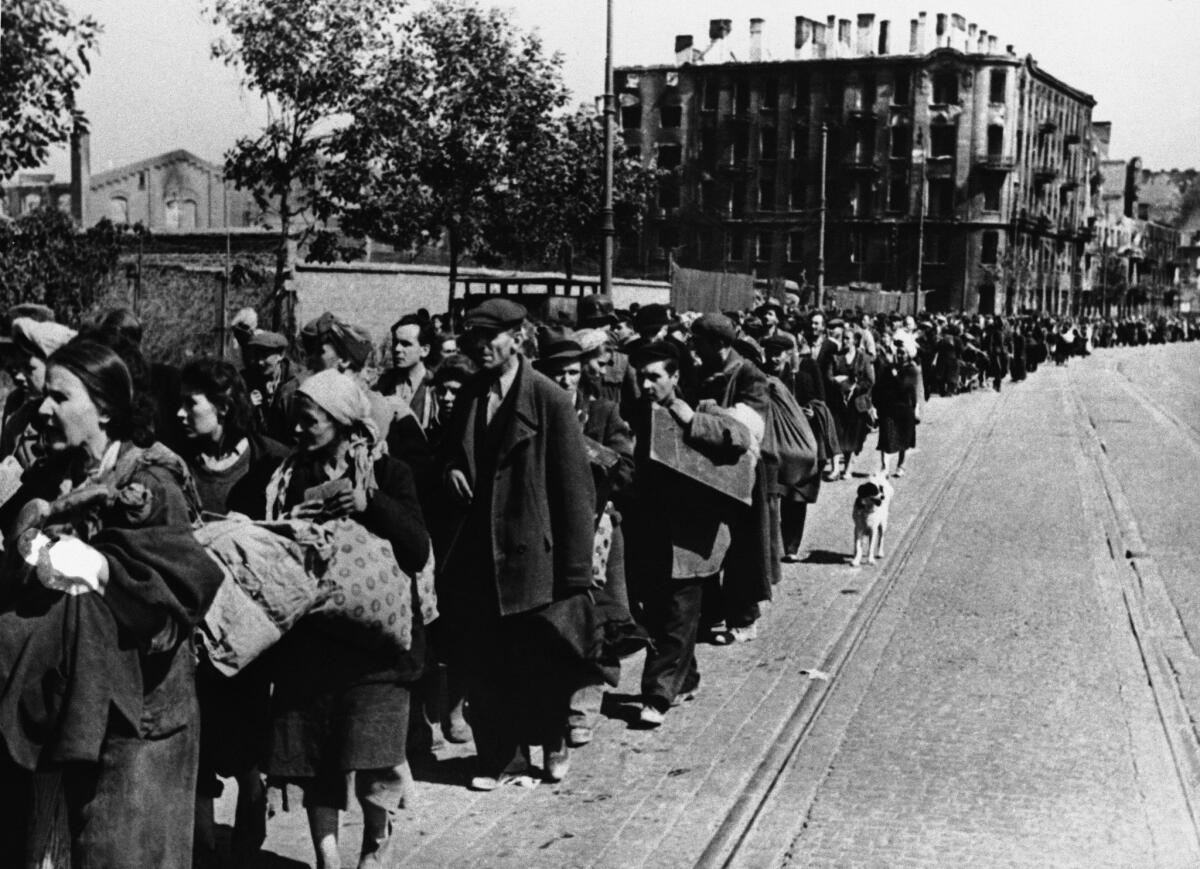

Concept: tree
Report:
left=209, top=0, right=406, bottom=332
left=318, top=0, right=570, bottom=302
left=483, top=105, right=658, bottom=271
left=0, top=207, right=131, bottom=323
left=0, top=0, right=100, bottom=179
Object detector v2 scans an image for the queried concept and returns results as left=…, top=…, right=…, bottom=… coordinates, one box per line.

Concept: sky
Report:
left=43, top=0, right=1200, bottom=178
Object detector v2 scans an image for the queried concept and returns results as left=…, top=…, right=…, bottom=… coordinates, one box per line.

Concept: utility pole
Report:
left=220, top=182, right=230, bottom=358
left=913, top=129, right=926, bottom=317
left=600, top=0, right=615, bottom=297
left=816, top=121, right=827, bottom=308
left=1010, top=180, right=1021, bottom=314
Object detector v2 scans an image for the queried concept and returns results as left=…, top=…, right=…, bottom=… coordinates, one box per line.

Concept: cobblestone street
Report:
left=223, top=343, right=1200, bottom=868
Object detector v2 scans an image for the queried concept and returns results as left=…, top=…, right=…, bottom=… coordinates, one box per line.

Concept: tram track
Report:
left=1067, top=363, right=1200, bottom=855
left=1111, top=355, right=1200, bottom=457
left=696, top=386, right=1011, bottom=869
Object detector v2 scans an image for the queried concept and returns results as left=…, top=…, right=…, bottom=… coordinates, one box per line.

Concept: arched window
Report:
left=23, top=192, right=42, bottom=213
left=109, top=196, right=129, bottom=223
left=164, top=198, right=180, bottom=229
left=178, top=199, right=197, bottom=230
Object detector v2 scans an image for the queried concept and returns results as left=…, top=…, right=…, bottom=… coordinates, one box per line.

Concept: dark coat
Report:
left=442, top=357, right=596, bottom=616
left=578, top=391, right=635, bottom=514
left=695, top=350, right=777, bottom=599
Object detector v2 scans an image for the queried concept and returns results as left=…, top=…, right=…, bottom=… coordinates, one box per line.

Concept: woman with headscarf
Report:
left=1, top=318, right=77, bottom=469
left=0, top=339, right=223, bottom=867
left=241, top=369, right=430, bottom=869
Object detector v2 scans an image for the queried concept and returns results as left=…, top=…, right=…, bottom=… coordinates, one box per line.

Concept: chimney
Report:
left=952, top=14, right=966, bottom=50
left=795, top=17, right=810, bottom=58
left=978, top=28, right=988, bottom=54
left=674, top=35, right=694, bottom=65
left=910, top=18, right=920, bottom=52
left=967, top=22, right=977, bottom=53
left=813, top=21, right=828, bottom=58
left=1006, top=43, right=1015, bottom=56
left=1093, top=121, right=1112, bottom=160
left=838, top=18, right=852, bottom=55
left=856, top=14, right=875, bottom=57
left=917, top=12, right=928, bottom=52
left=69, top=127, right=90, bottom=225
left=827, top=15, right=838, bottom=56
left=988, top=35, right=999, bottom=53
left=749, top=17, right=764, bottom=62
left=935, top=14, right=947, bottom=48
left=878, top=19, right=890, bottom=55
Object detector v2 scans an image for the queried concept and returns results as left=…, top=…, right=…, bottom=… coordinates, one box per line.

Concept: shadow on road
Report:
left=802, top=549, right=849, bottom=565
left=409, top=754, right=476, bottom=788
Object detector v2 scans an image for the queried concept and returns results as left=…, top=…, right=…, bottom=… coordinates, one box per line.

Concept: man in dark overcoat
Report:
left=440, top=299, right=596, bottom=788
left=690, top=313, right=774, bottom=644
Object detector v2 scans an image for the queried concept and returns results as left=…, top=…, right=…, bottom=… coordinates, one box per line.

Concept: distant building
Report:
left=0, top=173, right=72, bottom=219
left=2, top=139, right=263, bottom=231
left=615, top=11, right=1097, bottom=313
left=87, top=148, right=261, bottom=231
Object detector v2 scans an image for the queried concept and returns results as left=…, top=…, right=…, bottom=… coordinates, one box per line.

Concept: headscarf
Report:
left=301, top=311, right=374, bottom=369
left=264, top=370, right=387, bottom=520
left=12, top=318, right=76, bottom=360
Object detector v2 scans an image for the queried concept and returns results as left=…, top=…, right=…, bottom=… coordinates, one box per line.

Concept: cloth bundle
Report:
left=194, top=516, right=331, bottom=675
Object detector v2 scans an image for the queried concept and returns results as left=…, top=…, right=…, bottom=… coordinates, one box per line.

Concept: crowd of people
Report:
left=0, top=293, right=1191, bottom=869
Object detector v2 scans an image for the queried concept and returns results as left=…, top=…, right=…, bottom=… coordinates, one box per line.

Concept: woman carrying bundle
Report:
left=0, top=339, right=223, bottom=867
left=239, top=369, right=430, bottom=869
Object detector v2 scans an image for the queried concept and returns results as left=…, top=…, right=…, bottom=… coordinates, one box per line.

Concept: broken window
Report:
left=932, top=71, right=958, bottom=105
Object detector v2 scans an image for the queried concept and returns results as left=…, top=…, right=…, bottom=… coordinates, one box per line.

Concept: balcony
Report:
left=1038, top=118, right=1059, bottom=134
left=976, top=154, right=1016, bottom=172
left=926, top=157, right=956, bottom=179
left=1034, top=164, right=1060, bottom=183
left=842, top=154, right=879, bottom=172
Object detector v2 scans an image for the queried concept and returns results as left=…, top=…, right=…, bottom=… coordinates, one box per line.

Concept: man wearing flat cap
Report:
left=243, top=329, right=300, bottom=445
left=441, top=298, right=597, bottom=788
left=690, top=312, right=775, bottom=644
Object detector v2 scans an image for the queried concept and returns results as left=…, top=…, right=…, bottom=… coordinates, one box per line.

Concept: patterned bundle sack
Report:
left=307, top=518, right=438, bottom=662
left=591, top=505, right=615, bottom=588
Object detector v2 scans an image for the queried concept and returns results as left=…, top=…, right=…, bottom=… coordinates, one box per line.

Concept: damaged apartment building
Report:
left=616, top=12, right=1098, bottom=314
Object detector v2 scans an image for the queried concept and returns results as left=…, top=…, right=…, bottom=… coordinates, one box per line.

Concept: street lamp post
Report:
left=913, top=129, right=926, bottom=316
left=600, top=0, right=615, bottom=297
left=816, top=122, right=827, bottom=308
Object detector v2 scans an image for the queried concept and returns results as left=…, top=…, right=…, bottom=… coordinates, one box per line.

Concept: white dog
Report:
left=850, top=475, right=894, bottom=566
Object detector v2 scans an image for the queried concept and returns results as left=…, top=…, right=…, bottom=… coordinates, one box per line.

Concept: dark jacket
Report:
left=578, top=392, right=635, bottom=515
left=442, top=357, right=596, bottom=616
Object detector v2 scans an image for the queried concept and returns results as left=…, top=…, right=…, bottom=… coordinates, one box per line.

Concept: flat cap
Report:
left=246, top=329, right=288, bottom=350
left=463, top=298, right=526, bottom=331
left=691, top=312, right=737, bottom=343
left=576, top=294, right=618, bottom=327
left=761, top=333, right=795, bottom=353
left=629, top=339, right=681, bottom=368
left=535, top=329, right=584, bottom=364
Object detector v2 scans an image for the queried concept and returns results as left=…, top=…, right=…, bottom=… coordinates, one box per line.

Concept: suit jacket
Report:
left=443, top=357, right=596, bottom=616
